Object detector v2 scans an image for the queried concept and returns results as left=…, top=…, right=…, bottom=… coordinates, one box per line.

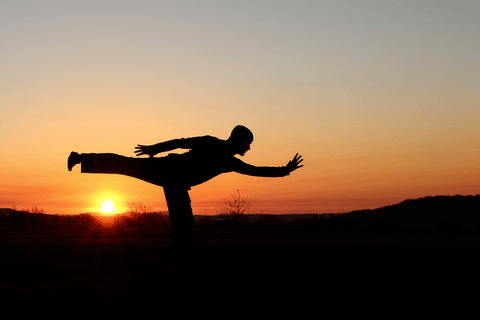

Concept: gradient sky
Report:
left=1, top=0, right=479, bottom=215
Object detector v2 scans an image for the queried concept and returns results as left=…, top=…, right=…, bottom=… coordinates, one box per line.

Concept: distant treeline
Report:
left=1, top=195, right=478, bottom=233
left=197, top=195, right=480, bottom=233
left=335, top=194, right=480, bottom=233
left=285, top=194, right=480, bottom=233
left=0, top=209, right=100, bottom=230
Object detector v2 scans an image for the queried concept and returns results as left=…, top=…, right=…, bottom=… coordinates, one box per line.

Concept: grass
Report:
left=0, top=225, right=478, bottom=319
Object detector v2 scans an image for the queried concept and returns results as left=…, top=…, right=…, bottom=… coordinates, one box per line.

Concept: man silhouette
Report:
left=68, top=125, right=303, bottom=266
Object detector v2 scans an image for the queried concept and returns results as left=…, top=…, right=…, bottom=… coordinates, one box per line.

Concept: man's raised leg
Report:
left=67, top=152, right=169, bottom=186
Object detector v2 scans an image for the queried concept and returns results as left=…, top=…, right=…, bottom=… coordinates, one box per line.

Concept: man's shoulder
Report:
left=181, top=135, right=223, bottom=144
left=195, top=135, right=225, bottom=146
left=182, top=135, right=226, bottom=151
left=202, top=135, right=223, bottom=142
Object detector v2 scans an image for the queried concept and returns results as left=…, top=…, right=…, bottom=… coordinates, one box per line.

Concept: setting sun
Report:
left=101, top=200, right=115, bottom=214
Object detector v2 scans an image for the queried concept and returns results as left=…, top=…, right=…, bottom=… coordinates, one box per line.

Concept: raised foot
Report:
left=68, top=152, right=81, bottom=171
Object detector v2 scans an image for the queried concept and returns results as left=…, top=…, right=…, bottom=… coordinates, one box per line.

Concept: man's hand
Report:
left=134, top=145, right=155, bottom=157
left=286, top=153, right=304, bottom=173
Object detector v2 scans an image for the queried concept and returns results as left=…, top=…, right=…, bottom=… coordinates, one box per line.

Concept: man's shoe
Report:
left=68, top=152, right=81, bottom=171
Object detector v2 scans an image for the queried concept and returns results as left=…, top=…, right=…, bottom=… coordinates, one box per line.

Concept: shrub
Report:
left=113, top=203, right=170, bottom=228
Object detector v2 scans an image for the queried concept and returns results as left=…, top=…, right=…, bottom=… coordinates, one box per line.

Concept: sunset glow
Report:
left=1, top=1, right=478, bottom=215
left=101, top=200, right=115, bottom=214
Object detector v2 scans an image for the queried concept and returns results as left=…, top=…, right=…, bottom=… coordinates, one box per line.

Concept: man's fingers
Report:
left=288, top=153, right=303, bottom=171
left=134, top=145, right=147, bottom=156
left=293, top=154, right=303, bottom=164
left=289, top=154, right=303, bottom=162
left=285, top=154, right=304, bottom=172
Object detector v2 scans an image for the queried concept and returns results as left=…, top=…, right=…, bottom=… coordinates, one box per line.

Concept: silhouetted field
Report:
left=1, top=226, right=478, bottom=318
left=0, top=195, right=478, bottom=318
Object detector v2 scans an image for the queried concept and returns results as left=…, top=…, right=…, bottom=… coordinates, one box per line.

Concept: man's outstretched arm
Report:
left=233, top=154, right=304, bottom=177
left=135, top=136, right=217, bottom=157
left=135, top=140, right=179, bottom=157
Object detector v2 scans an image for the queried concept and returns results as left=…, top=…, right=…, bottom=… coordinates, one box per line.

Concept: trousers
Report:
left=80, top=153, right=182, bottom=187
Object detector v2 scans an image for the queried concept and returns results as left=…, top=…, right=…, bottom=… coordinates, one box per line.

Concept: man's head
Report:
left=227, top=125, right=253, bottom=156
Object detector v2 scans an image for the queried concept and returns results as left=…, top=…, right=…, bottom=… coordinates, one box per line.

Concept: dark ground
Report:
left=0, top=225, right=478, bottom=319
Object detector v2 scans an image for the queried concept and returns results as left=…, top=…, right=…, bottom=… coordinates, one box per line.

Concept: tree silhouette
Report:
left=222, top=190, right=252, bottom=224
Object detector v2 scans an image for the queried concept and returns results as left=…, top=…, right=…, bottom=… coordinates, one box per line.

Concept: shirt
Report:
left=155, top=135, right=290, bottom=188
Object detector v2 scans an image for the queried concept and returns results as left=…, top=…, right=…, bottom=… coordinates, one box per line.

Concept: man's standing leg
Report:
left=163, top=187, right=194, bottom=269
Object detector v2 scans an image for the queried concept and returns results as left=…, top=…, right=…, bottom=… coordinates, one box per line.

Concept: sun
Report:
left=101, top=200, right=115, bottom=214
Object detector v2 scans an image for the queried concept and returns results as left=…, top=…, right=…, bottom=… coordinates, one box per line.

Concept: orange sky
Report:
left=1, top=1, right=479, bottom=215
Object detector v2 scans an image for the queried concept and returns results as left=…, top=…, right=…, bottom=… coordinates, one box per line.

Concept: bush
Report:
left=113, top=203, right=170, bottom=228
left=222, top=190, right=251, bottom=225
